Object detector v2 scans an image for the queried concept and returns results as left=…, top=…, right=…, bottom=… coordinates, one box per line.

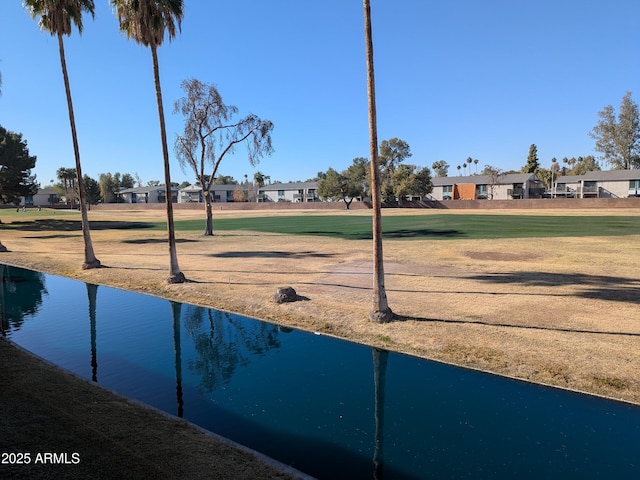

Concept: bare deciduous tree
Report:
left=174, top=79, right=273, bottom=236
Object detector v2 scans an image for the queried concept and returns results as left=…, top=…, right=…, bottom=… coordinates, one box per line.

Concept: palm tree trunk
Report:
left=363, top=0, right=393, bottom=323
left=151, top=44, right=185, bottom=283
left=58, top=33, right=100, bottom=270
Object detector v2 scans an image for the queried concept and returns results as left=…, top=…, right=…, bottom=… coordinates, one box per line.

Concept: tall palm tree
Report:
left=111, top=0, right=185, bottom=283
left=363, top=0, right=393, bottom=323
left=24, top=0, right=101, bottom=269
left=0, top=69, right=5, bottom=252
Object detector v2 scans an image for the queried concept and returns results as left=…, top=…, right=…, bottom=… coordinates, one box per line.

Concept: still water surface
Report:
left=2, top=265, right=639, bottom=479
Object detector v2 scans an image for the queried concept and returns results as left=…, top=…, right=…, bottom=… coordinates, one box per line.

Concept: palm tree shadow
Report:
left=208, top=250, right=337, bottom=259
left=469, top=271, right=640, bottom=304
left=394, top=314, right=640, bottom=337
left=122, top=238, right=199, bottom=244
left=300, top=228, right=462, bottom=240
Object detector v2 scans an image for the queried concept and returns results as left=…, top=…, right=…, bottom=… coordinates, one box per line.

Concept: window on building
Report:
left=583, top=181, right=597, bottom=193
left=442, top=185, right=452, bottom=200
left=278, top=190, right=285, bottom=201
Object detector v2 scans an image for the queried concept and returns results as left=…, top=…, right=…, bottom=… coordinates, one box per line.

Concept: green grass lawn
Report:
left=2, top=210, right=639, bottom=240
left=170, top=214, right=640, bottom=240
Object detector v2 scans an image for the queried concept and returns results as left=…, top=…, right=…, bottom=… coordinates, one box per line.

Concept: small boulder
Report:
left=274, top=286, right=297, bottom=303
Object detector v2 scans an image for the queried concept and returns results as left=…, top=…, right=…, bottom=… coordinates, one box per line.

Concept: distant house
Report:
left=177, top=184, right=252, bottom=203
left=431, top=173, right=542, bottom=201
left=554, top=170, right=640, bottom=198
left=23, top=188, right=60, bottom=206
left=116, top=186, right=178, bottom=204
left=178, top=181, right=321, bottom=203
left=257, top=182, right=320, bottom=203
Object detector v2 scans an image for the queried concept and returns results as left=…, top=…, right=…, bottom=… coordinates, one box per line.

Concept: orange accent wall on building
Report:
left=453, top=183, right=476, bottom=200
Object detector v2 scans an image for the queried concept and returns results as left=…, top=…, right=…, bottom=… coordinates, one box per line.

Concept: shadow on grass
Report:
left=394, top=314, right=640, bottom=337
left=469, top=271, right=640, bottom=304
left=24, top=234, right=80, bottom=239
left=300, top=228, right=463, bottom=240
left=2, top=219, right=157, bottom=232
left=122, top=238, right=199, bottom=244
left=208, top=250, right=337, bottom=259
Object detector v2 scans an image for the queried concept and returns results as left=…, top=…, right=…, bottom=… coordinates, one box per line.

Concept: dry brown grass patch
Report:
left=1, top=208, right=639, bottom=406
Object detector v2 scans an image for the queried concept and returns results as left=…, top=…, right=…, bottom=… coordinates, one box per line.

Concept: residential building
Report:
left=177, top=184, right=253, bottom=203
left=23, top=188, right=60, bottom=206
left=553, top=170, right=640, bottom=198
left=431, top=173, right=542, bottom=201
left=116, top=186, right=178, bottom=204
left=257, top=182, right=320, bottom=203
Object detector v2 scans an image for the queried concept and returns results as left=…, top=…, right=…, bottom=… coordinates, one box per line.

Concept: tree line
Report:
left=317, top=138, right=433, bottom=209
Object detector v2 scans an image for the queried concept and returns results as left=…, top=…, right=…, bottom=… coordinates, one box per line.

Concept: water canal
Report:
left=1, top=264, right=639, bottom=479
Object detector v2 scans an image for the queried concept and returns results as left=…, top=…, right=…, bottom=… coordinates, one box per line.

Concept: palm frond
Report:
left=111, top=0, right=183, bottom=47
left=23, top=0, right=95, bottom=36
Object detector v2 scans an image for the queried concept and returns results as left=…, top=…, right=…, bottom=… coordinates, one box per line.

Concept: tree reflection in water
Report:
left=0, top=264, right=47, bottom=335
left=170, top=301, right=184, bottom=418
left=86, top=283, right=98, bottom=382
left=181, top=305, right=281, bottom=393
left=372, top=347, right=389, bottom=480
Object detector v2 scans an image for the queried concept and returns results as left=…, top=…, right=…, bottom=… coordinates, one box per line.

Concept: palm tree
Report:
left=550, top=158, right=559, bottom=196
left=0, top=69, right=5, bottom=252
left=24, top=0, right=101, bottom=269
left=111, top=0, right=185, bottom=283
left=56, top=167, right=77, bottom=208
left=253, top=171, right=265, bottom=188
left=363, top=0, right=393, bottom=323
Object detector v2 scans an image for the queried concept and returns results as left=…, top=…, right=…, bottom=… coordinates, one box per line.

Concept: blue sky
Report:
left=1, top=1, right=639, bottom=187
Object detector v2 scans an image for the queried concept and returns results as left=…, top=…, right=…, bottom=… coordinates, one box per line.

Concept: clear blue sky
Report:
left=1, top=1, right=639, bottom=187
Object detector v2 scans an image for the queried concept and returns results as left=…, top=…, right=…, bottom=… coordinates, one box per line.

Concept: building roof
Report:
left=117, top=185, right=177, bottom=194
left=179, top=181, right=319, bottom=193
left=179, top=184, right=250, bottom=193
left=556, top=169, right=640, bottom=182
left=259, top=181, right=318, bottom=191
left=35, top=188, right=58, bottom=195
left=432, top=173, right=538, bottom=186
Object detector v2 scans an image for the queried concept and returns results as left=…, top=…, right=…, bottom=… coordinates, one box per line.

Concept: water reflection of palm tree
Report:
left=0, top=265, right=6, bottom=336
left=170, top=301, right=184, bottom=418
left=86, top=283, right=98, bottom=382
left=372, top=347, right=389, bottom=479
